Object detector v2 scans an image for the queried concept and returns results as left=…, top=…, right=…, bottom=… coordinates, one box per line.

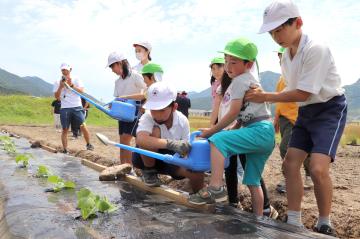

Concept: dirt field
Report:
left=1, top=124, right=359, bottom=238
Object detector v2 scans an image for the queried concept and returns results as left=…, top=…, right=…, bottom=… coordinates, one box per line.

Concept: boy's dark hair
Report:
left=142, top=73, right=154, bottom=80
left=283, top=17, right=297, bottom=26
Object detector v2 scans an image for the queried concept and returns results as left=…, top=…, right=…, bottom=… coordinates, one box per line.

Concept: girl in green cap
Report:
left=189, top=37, right=275, bottom=218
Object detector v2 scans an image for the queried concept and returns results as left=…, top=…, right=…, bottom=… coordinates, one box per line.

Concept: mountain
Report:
left=0, top=68, right=53, bottom=96
left=344, top=79, right=360, bottom=120
left=189, top=71, right=280, bottom=110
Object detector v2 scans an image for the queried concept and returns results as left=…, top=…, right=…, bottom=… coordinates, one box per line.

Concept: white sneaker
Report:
left=304, top=176, right=313, bottom=189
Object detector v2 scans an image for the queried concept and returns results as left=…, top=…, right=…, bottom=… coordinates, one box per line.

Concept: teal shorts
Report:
left=208, top=120, right=275, bottom=186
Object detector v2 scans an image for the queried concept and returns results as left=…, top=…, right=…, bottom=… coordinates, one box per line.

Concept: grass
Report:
left=0, top=95, right=116, bottom=127
left=341, top=122, right=360, bottom=146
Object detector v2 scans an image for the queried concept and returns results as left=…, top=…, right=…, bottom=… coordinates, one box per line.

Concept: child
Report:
left=188, top=37, right=275, bottom=218
left=273, top=47, right=312, bottom=193
left=209, top=56, right=278, bottom=218
left=132, top=82, right=204, bottom=192
left=246, top=0, right=347, bottom=235
left=210, top=57, right=225, bottom=109
left=51, top=98, right=61, bottom=132
left=118, top=62, right=164, bottom=101
left=107, top=52, right=147, bottom=164
left=133, top=41, right=152, bottom=73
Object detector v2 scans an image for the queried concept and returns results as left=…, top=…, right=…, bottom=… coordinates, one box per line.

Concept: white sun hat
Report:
left=143, top=82, right=177, bottom=110
left=258, top=0, right=300, bottom=34
left=106, top=51, right=126, bottom=68
left=133, top=41, right=152, bottom=52
left=60, top=63, right=71, bottom=71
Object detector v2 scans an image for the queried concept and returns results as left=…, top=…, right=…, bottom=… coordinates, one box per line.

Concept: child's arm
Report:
left=245, top=88, right=310, bottom=103
left=200, top=99, right=242, bottom=138
left=117, top=93, right=145, bottom=101
left=209, top=94, right=222, bottom=127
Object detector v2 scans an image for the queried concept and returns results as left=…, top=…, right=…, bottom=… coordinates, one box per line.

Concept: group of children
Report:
left=54, top=0, right=346, bottom=236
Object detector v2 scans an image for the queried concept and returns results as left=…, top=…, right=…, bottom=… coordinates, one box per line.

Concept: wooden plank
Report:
left=81, top=158, right=212, bottom=211
left=29, top=141, right=58, bottom=153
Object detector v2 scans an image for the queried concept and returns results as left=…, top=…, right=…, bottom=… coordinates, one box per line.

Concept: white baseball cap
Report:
left=258, top=0, right=300, bottom=34
left=60, top=63, right=71, bottom=71
left=106, top=52, right=126, bottom=68
left=133, top=41, right=152, bottom=52
left=143, top=82, right=177, bottom=110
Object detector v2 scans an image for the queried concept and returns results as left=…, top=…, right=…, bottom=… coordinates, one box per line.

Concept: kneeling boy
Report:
left=133, top=82, right=204, bottom=192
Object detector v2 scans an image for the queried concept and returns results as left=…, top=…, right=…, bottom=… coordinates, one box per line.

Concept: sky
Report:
left=0, top=0, right=359, bottom=101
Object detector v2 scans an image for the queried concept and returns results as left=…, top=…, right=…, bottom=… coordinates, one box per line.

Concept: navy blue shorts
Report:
left=60, top=107, right=85, bottom=130
left=132, top=149, right=185, bottom=180
left=118, top=120, right=138, bottom=136
left=289, top=95, right=347, bottom=161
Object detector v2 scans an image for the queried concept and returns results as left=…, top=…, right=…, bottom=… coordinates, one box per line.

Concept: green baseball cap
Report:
left=210, top=56, right=225, bottom=66
left=219, top=37, right=258, bottom=61
left=141, top=63, right=164, bottom=74
left=278, top=47, right=285, bottom=54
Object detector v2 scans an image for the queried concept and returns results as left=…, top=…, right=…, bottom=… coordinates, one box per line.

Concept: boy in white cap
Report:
left=53, top=63, right=94, bottom=153
left=107, top=52, right=146, bottom=164
left=133, top=41, right=152, bottom=73
left=245, top=0, right=347, bottom=235
left=132, top=82, right=204, bottom=192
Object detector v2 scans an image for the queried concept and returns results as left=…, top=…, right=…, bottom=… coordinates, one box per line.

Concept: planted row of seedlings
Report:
left=0, top=135, right=118, bottom=219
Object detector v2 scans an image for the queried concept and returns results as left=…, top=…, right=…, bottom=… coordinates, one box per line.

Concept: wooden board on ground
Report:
left=81, top=158, right=212, bottom=211
left=29, top=140, right=58, bottom=153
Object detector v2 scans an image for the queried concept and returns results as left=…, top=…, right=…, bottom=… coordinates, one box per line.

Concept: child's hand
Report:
left=198, top=128, right=213, bottom=138
left=244, top=87, right=266, bottom=103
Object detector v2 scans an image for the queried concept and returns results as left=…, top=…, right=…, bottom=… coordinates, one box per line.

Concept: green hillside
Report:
left=0, top=95, right=117, bottom=127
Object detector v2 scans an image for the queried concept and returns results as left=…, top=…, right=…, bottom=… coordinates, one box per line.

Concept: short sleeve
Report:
left=297, top=44, right=331, bottom=94
left=180, top=115, right=190, bottom=141
left=229, top=75, right=249, bottom=100
left=74, top=78, right=84, bottom=88
left=134, top=73, right=146, bottom=91
left=136, top=112, right=155, bottom=134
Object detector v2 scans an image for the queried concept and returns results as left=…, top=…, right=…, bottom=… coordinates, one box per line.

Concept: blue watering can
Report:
left=64, top=82, right=138, bottom=122
left=96, top=131, right=229, bottom=172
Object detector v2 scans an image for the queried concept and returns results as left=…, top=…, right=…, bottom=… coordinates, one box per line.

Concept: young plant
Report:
left=15, top=153, right=33, bottom=167
left=0, top=136, right=17, bottom=154
left=36, top=165, right=52, bottom=178
left=47, top=175, right=76, bottom=192
left=77, top=188, right=118, bottom=220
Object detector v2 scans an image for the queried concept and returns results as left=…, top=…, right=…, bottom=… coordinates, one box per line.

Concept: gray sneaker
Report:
left=188, top=186, right=228, bottom=205
left=263, top=205, right=279, bottom=219
left=142, top=169, right=161, bottom=187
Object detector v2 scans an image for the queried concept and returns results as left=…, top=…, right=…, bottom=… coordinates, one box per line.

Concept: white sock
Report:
left=287, top=210, right=303, bottom=227
left=316, top=216, right=331, bottom=229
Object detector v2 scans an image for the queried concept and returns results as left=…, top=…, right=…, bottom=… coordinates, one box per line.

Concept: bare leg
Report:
left=309, top=153, right=332, bottom=217
left=176, top=168, right=204, bottom=192
left=140, top=126, right=160, bottom=167
left=209, top=143, right=225, bottom=188
left=120, top=134, right=133, bottom=164
left=283, top=147, right=308, bottom=211
left=61, top=128, right=68, bottom=150
left=80, top=124, right=91, bottom=144
left=248, top=186, right=264, bottom=216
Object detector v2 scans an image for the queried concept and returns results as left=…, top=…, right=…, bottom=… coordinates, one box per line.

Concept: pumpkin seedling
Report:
left=46, top=175, right=76, bottom=193
left=36, top=165, right=52, bottom=178
left=77, top=188, right=118, bottom=220
left=0, top=136, right=17, bottom=154
left=15, top=153, right=33, bottom=168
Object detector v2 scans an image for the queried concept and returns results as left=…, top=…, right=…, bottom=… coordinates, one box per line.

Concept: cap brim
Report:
left=217, top=50, right=244, bottom=60
left=143, top=99, right=173, bottom=110
left=258, top=19, right=288, bottom=34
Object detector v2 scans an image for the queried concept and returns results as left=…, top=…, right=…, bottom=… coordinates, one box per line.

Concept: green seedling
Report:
left=0, top=136, right=17, bottom=154
left=77, top=188, right=118, bottom=220
left=47, top=175, right=76, bottom=192
left=36, top=165, right=52, bottom=178
left=15, top=153, right=33, bottom=167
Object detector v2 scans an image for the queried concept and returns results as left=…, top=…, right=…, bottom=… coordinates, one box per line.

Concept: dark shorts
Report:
left=60, top=107, right=85, bottom=130
left=132, top=149, right=185, bottom=180
left=289, top=95, right=347, bottom=161
left=118, top=120, right=138, bottom=136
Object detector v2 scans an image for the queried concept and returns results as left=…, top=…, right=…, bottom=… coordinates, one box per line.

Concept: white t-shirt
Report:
left=221, top=72, right=270, bottom=124
left=281, top=34, right=344, bottom=107
left=113, top=71, right=146, bottom=97
left=132, top=63, right=144, bottom=73
left=137, top=110, right=190, bottom=141
left=53, top=77, right=83, bottom=109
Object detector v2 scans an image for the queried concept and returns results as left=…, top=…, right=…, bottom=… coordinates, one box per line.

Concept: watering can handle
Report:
left=190, top=131, right=202, bottom=143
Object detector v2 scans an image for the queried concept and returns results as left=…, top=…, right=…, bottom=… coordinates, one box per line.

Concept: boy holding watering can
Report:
left=189, top=37, right=275, bottom=217
left=133, top=82, right=204, bottom=192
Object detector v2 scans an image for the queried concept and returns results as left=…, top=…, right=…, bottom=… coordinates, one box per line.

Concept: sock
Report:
left=287, top=210, right=303, bottom=227
left=316, top=216, right=331, bottom=229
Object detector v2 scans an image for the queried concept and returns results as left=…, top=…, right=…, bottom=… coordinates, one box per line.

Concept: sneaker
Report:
left=62, top=149, right=68, bottom=154
left=263, top=205, right=279, bottom=219
left=303, top=176, right=313, bottom=189
left=188, top=186, right=228, bottom=205
left=315, top=224, right=336, bottom=237
left=142, top=169, right=161, bottom=187
left=86, top=143, right=94, bottom=150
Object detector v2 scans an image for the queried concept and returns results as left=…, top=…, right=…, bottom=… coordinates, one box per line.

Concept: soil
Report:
left=1, top=124, right=359, bottom=238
